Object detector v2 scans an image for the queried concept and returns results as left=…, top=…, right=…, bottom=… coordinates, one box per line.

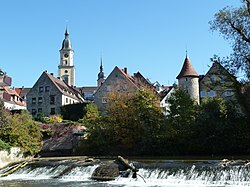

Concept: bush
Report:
left=61, top=103, right=87, bottom=121
left=35, top=114, right=63, bottom=124
left=0, top=111, right=42, bottom=155
left=0, top=139, right=10, bottom=151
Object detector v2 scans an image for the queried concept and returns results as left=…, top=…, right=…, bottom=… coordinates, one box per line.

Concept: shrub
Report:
left=0, top=139, right=10, bottom=151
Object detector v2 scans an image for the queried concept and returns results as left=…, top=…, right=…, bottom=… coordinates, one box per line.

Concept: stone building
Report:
left=26, top=71, right=84, bottom=116
left=199, top=62, right=238, bottom=101
left=94, top=66, right=153, bottom=112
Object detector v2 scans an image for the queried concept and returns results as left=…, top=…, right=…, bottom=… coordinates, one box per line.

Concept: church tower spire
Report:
left=58, top=26, right=75, bottom=86
left=97, top=56, right=105, bottom=87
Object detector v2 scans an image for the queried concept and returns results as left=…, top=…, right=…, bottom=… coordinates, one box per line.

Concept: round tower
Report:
left=176, top=55, right=200, bottom=104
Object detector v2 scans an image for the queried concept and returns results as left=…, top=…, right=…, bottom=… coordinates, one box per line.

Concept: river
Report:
left=0, top=157, right=250, bottom=187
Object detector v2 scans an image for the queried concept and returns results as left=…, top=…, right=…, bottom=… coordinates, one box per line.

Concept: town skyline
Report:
left=1, top=0, right=241, bottom=88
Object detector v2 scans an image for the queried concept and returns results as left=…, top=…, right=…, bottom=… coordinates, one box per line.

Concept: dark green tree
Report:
left=209, top=0, right=250, bottom=79
left=194, top=98, right=230, bottom=155
left=167, top=89, right=198, bottom=154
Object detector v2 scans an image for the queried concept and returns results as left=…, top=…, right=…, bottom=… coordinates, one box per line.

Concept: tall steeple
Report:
left=176, top=53, right=200, bottom=104
left=97, top=56, right=105, bottom=87
left=58, top=25, right=75, bottom=86
left=61, top=26, right=72, bottom=50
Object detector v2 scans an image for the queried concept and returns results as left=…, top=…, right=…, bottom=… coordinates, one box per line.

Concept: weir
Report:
left=0, top=158, right=250, bottom=186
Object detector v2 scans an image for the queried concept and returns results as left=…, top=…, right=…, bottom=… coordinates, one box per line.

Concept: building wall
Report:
left=27, top=73, right=63, bottom=116
left=178, top=76, right=200, bottom=104
left=94, top=67, right=138, bottom=111
left=199, top=62, right=237, bottom=102
left=62, top=94, right=80, bottom=105
left=160, top=87, right=175, bottom=116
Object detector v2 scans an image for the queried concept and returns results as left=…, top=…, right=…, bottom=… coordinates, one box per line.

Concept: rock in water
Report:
left=91, top=162, right=120, bottom=181
left=91, top=156, right=137, bottom=181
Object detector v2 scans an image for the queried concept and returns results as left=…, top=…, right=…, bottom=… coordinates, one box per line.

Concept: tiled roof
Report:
left=2, top=87, right=26, bottom=107
left=45, top=72, right=83, bottom=102
left=176, top=56, right=199, bottom=79
left=15, top=88, right=31, bottom=98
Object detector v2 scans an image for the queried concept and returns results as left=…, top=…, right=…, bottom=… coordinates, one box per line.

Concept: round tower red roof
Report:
left=176, top=56, right=199, bottom=79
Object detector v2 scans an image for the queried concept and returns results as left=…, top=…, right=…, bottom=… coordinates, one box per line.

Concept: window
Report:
left=63, top=75, right=69, bottom=84
left=50, top=95, right=55, bottom=105
left=45, top=86, right=50, bottom=92
left=39, top=86, right=44, bottom=92
left=200, top=91, right=207, bottom=98
left=65, top=70, right=68, bottom=73
left=38, top=108, right=42, bottom=113
left=31, top=109, right=37, bottom=115
left=102, top=97, right=107, bottom=103
left=66, top=98, right=68, bottom=104
left=50, top=108, right=55, bottom=115
left=32, top=98, right=36, bottom=104
left=224, top=89, right=234, bottom=97
left=185, top=78, right=188, bottom=81
left=219, top=76, right=225, bottom=84
left=107, top=85, right=111, bottom=92
left=210, top=75, right=216, bottom=84
left=208, top=90, right=216, bottom=97
left=38, top=97, right=43, bottom=103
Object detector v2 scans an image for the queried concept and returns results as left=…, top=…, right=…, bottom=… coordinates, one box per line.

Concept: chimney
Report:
left=50, top=73, right=53, bottom=76
left=124, top=67, right=127, bottom=74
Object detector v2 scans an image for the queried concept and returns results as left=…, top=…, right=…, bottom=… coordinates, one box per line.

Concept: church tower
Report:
left=176, top=54, right=200, bottom=104
left=58, top=26, right=75, bottom=86
left=97, top=57, right=105, bottom=87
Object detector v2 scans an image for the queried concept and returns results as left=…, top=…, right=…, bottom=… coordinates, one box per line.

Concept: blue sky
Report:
left=0, top=0, right=241, bottom=88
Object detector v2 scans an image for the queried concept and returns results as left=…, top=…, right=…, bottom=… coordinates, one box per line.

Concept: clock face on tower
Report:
left=64, top=53, right=69, bottom=58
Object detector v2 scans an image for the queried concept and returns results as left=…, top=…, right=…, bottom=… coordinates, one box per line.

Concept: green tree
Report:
left=80, top=89, right=167, bottom=155
left=131, top=89, right=166, bottom=154
left=194, top=98, right=230, bottom=154
left=209, top=0, right=250, bottom=79
left=194, top=97, right=250, bottom=155
left=167, top=89, right=198, bottom=154
left=0, top=111, right=42, bottom=155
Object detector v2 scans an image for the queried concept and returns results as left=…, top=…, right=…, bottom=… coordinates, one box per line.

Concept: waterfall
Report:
left=0, top=147, right=23, bottom=168
left=1, top=159, right=250, bottom=186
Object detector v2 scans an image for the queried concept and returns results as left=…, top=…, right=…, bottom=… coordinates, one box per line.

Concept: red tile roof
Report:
left=176, top=56, right=199, bottom=79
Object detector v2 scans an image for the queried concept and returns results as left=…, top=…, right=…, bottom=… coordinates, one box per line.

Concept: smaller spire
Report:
left=98, top=56, right=105, bottom=80
left=65, top=25, right=69, bottom=36
left=100, top=56, right=103, bottom=72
